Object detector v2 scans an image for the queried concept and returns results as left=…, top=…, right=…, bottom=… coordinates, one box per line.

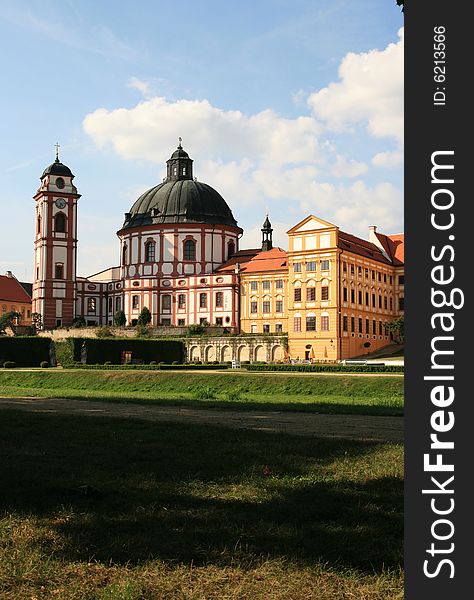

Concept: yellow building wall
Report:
left=240, top=271, right=288, bottom=335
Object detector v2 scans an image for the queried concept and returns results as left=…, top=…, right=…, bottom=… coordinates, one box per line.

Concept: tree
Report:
left=0, top=311, right=21, bottom=333
left=137, top=306, right=151, bottom=326
left=31, top=312, right=43, bottom=332
left=114, top=310, right=126, bottom=326
left=386, top=316, right=405, bottom=343
left=72, top=316, right=86, bottom=328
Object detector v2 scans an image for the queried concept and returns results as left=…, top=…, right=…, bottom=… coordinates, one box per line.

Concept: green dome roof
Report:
left=41, top=158, right=74, bottom=178
left=121, top=179, right=239, bottom=230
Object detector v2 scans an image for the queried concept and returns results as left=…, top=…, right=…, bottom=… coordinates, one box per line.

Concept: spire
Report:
left=54, top=142, right=60, bottom=163
left=261, top=213, right=273, bottom=251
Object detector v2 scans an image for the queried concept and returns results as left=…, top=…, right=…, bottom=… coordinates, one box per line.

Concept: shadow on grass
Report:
left=0, top=409, right=403, bottom=574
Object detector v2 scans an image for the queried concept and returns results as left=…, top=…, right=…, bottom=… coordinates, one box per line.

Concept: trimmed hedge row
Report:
left=245, top=363, right=404, bottom=373
left=69, top=363, right=230, bottom=371
left=55, top=337, right=184, bottom=366
left=0, top=337, right=51, bottom=367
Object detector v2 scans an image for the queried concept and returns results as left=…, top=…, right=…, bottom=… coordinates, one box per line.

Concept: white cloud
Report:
left=307, top=28, right=404, bottom=143
left=331, top=155, right=368, bottom=178
left=127, top=77, right=152, bottom=97
left=372, top=150, right=403, bottom=168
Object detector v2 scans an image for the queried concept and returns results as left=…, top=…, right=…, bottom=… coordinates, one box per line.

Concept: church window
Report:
left=132, top=295, right=140, bottom=309
left=178, top=294, right=186, bottom=308
left=162, top=295, right=171, bottom=310
left=183, top=239, right=196, bottom=261
left=87, top=298, right=96, bottom=313
left=199, top=293, right=207, bottom=308
left=215, top=291, right=223, bottom=307
left=55, top=263, right=64, bottom=279
left=55, top=212, right=66, bottom=233
left=227, top=241, right=235, bottom=259
left=145, top=241, right=155, bottom=262
left=122, top=244, right=128, bottom=266
left=37, top=216, right=42, bottom=234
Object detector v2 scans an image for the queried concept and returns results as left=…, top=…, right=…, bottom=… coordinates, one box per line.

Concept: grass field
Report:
left=0, top=409, right=403, bottom=599
left=0, top=370, right=404, bottom=416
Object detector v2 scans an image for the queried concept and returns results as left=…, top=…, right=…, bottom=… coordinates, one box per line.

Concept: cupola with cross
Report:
left=166, top=138, right=194, bottom=181
left=261, top=214, right=273, bottom=251
left=32, top=144, right=81, bottom=329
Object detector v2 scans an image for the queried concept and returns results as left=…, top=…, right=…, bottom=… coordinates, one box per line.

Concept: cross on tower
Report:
left=178, top=136, right=182, bottom=147
left=54, top=142, right=60, bottom=161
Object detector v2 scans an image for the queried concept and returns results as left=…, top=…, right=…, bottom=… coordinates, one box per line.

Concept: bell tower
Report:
left=261, top=214, right=273, bottom=251
left=32, top=145, right=80, bottom=329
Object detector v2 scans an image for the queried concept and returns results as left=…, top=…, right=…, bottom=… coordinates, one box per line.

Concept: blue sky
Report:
left=0, top=1, right=403, bottom=281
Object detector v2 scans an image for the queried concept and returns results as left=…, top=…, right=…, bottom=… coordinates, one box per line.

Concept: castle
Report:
left=32, top=142, right=404, bottom=361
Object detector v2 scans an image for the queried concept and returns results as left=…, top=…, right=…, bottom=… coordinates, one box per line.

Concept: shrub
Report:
left=135, top=324, right=152, bottom=338
left=193, top=386, right=217, bottom=400
left=72, top=316, right=86, bottom=328
left=0, top=337, right=51, bottom=367
left=245, top=363, right=404, bottom=373
left=221, top=388, right=243, bottom=402
left=137, top=307, right=152, bottom=326
left=3, top=361, right=16, bottom=369
left=96, top=326, right=115, bottom=338
left=40, top=361, right=49, bottom=368
left=114, top=310, right=126, bottom=327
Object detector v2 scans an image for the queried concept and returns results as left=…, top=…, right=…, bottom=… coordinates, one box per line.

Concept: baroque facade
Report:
left=32, top=143, right=404, bottom=361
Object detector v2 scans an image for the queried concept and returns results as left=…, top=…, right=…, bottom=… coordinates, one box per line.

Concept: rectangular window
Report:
left=275, top=300, right=283, bottom=313
left=372, top=293, right=376, bottom=307
left=384, top=296, right=388, bottom=309
left=263, top=324, right=270, bottom=333
left=132, top=295, right=139, bottom=310
left=293, top=262, right=302, bottom=273
left=108, top=297, right=113, bottom=313
left=379, top=321, right=383, bottom=335
left=162, top=295, right=171, bottom=310
left=351, top=316, right=355, bottom=332
left=372, top=270, right=376, bottom=280
left=378, top=295, right=382, bottom=308
left=351, top=289, right=355, bottom=304
left=365, top=292, right=369, bottom=306
left=390, top=275, right=393, bottom=284
left=365, top=268, right=369, bottom=278
left=55, top=263, right=63, bottom=279
left=250, top=281, right=258, bottom=291
left=378, top=272, right=382, bottom=282
left=390, top=297, right=393, bottom=311
left=251, top=324, right=257, bottom=333
left=115, top=297, right=121, bottom=311
left=178, top=294, right=186, bottom=308
left=262, top=280, right=271, bottom=290
left=306, top=287, right=316, bottom=302
left=384, top=274, right=387, bottom=283
left=275, top=279, right=283, bottom=289
left=350, top=264, right=355, bottom=275
left=250, top=301, right=258, bottom=313
left=358, top=266, right=362, bottom=276
left=306, top=316, right=316, bottom=331
left=358, top=318, right=363, bottom=333
left=399, top=297, right=405, bottom=311
left=373, top=319, right=377, bottom=334
left=343, top=315, right=348, bottom=331
left=343, top=262, right=347, bottom=273
left=398, top=275, right=405, bottom=285
left=262, top=300, right=270, bottom=313
left=306, top=261, right=317, bottom=272
left=178, top=318, right=185, bottom=326
left=294, top=288, right=302, bottom=302
left=321, top=315, right=329, bottom=331
left=199, top=293, right=207, bottom=308
left=343, top=287, right=348, bottom=302
left=275, top=323, right=283, bottom=333
left=215, top=291, right=223, bottom=307
left=215, top=317, right=223, bottom=326
left=321, top=286, right=329, bottom=301
left=161, top=318, right=171, bottom=326
left=366, top=318, right=370, bottom=334
left=321, top=260, right=329, bottom=271
left=358, top=290, right=362, bottom=305
left=87, top=297, right=96, bottom=313
left=294, top=316, right=301, bottom=332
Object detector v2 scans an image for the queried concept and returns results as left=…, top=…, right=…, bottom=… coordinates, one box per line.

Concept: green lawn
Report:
left=0, top=410, right=403, bottom=599
left=0, top=370, right=404, bottom=416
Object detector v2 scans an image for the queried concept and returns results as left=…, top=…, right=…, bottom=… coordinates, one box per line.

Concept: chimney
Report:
left=6, top=271, right=13, bottom=278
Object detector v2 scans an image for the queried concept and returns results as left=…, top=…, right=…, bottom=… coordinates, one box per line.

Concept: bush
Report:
left=135, top=324, right=151, bottom=338
left=114, top=310, right=126, bottom=327
left=40, top=361, right=49, bottom=368
left=96, top=326, right=115, bottom=338
left=245, top=363, right=404, bottom=373
left=221, top=388, right=243, bottom=402
left=72, top=316, right=86, bottom=328
left=137, top=307, right=152, bottom=326
left=0, top=337, right=51, bottom=367
left=193, top=386, right=217, bottom=400
left=3, top=361, right=16, bottom=369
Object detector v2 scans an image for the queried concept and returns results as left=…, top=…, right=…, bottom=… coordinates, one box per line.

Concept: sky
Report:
left=0, top=0, right=404, bottom=281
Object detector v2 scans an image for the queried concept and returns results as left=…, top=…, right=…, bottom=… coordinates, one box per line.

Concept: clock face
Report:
left=55, top=198, right=66, bottom=209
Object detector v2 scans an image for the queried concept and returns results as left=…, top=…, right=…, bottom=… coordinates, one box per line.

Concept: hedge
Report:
left=0, top=336, right=52, bottom=367
left=245, top=363, right=404, bottom=373
left=54, top=337, right=184, bottom=366
left=68, top=363, right=230, bottom=371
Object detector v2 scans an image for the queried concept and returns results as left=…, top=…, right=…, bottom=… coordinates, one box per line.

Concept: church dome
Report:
left=120, top=143, right=239, bottom=230
left=41, top=158, right=74, bottom=179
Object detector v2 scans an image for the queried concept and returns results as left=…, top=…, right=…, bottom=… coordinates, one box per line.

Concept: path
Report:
left=0, top=396, right=403, bottom=443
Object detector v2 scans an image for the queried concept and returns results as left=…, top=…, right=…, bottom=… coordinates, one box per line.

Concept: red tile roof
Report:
left=387, top=234, right=404, bottom=264
left=217, top=247, right=288, bottom=274
left=338, top=231, right=393, bottom=264
left=0, top=274, right=32, bottom=304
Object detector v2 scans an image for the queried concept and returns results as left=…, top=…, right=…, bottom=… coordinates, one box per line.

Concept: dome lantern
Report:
left=166, top=137, right=193, bottom=181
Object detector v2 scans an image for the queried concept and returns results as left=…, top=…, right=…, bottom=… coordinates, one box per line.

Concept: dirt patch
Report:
left=0, top=396, right=403, bottom=443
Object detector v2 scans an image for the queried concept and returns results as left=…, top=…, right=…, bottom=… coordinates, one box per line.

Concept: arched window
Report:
left=227, top=241, right=235, bottom=259
left=132, top=295, right=139, bottom=309
left=55, top=212, right=66, bottom=233
left=37, top=215, right=42, bottom=235
left=145, top=241, right=155, bottom=262
left=55, top=263, right=64, bottom=279
left=122, top=244, right=128, bottom=266
left=183, top=239, right=196, bottom=261
left=178, top=294, right=186, bottom=308
left=87, top=298, right=96, bottom=314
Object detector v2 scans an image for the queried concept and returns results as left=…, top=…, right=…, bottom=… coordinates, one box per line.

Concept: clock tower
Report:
left=32, top=147, right=80, bottom=329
